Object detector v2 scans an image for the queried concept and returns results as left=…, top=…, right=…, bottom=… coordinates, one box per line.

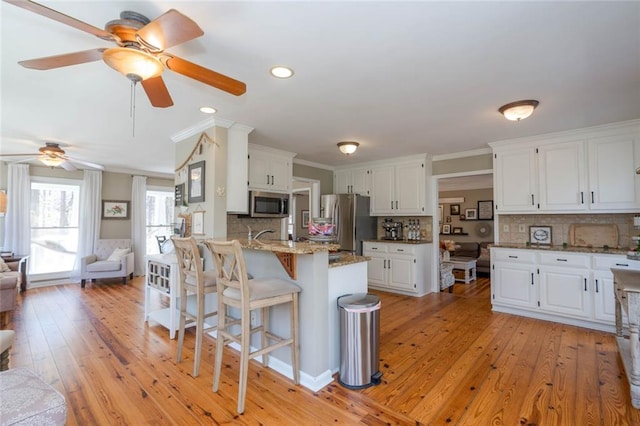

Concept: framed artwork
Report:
left=301, top=210, right=309, bottom=229
left=465, top=208, right=477, bottom=220
left=477, top=200, right=494, bottom=220
left=438, top=205, right=443, bottom=223
left=102, top=200, right=129, bottom=219
left=530, top=226, right=552, bottom=245
left=453, top=227, right=463, bottom=234
left=450, top=204, right=460, bottom=215
left=188, top=161, right=205, bottom=203
left=174, top=183, right=185, bottom=207
left=442, top=224, right=451, bottom=235
left=192, top=210, right=205, bottom=235
left=446, top=216, right=452, bottom=223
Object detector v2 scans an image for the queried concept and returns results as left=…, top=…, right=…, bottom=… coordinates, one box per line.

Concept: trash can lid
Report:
left=337, top=293, right=380, bottom=309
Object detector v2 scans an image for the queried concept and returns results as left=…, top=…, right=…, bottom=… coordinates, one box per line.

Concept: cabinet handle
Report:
left=371, top=247, right=378, bottom=250
left=395, top=201, right=398, bottom=209
left=388, top=260, right=391, bottom=270
left=595, top=279, right=599, bottom=293
left=266, top=174, right=270, bottom=184
left=580, top=192, right=584, bottom=204
left=591, top=191, right=595, bottom=203
left=616, top=263, right=629, bottom=267
left=531, top=273, right=534, bottom=285
left=531, top=194, right=535, bottom=206
left=383, top=259, right=386, bottom=268
left=397, top=249, right=404, bottom=252
left=508, top=255, right=518, bottom=259
left=556, top=258, right=568, bottom=262
left=271, top=175, right=274, bottom=185
left=391, top=201, right=394, bottom=209
left=584, top=278, right=587, bottom=292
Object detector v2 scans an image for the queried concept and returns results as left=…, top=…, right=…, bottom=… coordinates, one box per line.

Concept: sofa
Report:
left=451, top=241, right=492, bottom=275
left=0, top=258, right=21, bottom=327
left=80, top=239, right=134, bottom=288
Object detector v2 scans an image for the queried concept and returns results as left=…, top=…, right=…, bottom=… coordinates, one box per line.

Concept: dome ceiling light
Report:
left=337, top=141, right=359, bottom=155
left=498, top=100, right=539, bottom=121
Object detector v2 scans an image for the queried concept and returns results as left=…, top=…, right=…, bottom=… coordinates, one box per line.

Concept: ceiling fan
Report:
left=4, top=0, right=246, bottom=108
left=0, top=142, right=104, bottom=171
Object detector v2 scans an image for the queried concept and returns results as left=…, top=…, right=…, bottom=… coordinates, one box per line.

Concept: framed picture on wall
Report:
left=438, top=205, right=443, bottom=223
left=174, top=183, right=185, bottom=207
left=453, top=227, right=463, bottom=234
left=450, top=204, right=460, bottom=215
left=301, top=210, right=309, bottom=229
left=188, top=161, right=205, bottom=203
left=465, top=208, right=477, bottom=220
left=102, top=200, right=129, bottom=219
left=530, top=226, right=552, bottom=245
left=477, top=200, right=493, bottom=220
left=442, top=224, right=451, bottom=234
left=192, top=210, right=205, bottom=235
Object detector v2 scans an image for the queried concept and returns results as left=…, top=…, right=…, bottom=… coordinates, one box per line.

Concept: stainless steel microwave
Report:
left=249, top=191, right=290, bottom=218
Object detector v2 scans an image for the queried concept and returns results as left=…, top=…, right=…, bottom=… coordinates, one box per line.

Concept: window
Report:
left=30, top=179, right=80, bottom=276
left=146, top=188, right=174, bottom=254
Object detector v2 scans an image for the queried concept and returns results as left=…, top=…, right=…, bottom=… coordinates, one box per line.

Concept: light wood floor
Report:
left=4, top=276, right=640, bottom=425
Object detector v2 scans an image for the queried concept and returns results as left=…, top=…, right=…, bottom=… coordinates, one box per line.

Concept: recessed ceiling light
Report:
left=270, top=66, right=294, bottom=79
left=199, top=106, right=217, bottom=114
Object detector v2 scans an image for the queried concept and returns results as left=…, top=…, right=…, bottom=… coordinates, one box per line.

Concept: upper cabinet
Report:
left=492, top=120, right=640, bottom=214
left=334, top=167, right=369, bottom=195
left=370, top=157, right=426, bottom=216
left=248, top=144, right=295, bottom=193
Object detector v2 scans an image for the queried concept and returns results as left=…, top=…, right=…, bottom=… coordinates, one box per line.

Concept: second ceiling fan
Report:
left=5, top=0, right=246, bottom=108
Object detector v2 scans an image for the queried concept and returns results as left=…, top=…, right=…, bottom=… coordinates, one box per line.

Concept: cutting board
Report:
left=569, top=224, right=618, bottom=248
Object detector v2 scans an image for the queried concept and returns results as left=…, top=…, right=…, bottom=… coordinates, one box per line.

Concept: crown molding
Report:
left=171, top=116, right=237, bottom=142
left=292, top=158, right=334, bottom=171
left=432, top=147, right=492, bottom=161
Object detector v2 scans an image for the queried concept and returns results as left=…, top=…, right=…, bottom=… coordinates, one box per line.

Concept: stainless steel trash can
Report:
left=337, top=293, right=382, bottom=389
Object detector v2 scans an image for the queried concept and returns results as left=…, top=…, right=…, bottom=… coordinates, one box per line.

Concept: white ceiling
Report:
left=2, top=1, right=639, bottom=177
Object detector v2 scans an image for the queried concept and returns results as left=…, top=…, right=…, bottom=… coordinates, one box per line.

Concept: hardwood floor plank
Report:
left=3, top=276, right=639, bottom=424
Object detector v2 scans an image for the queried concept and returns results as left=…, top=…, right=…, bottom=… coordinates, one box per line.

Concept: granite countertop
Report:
left=233, top=239, right=341, bottom=254
left=364, top=239, right=432, bottom=245
left=329, top=253, right=370, bottom=268
left=491, top=243, right=632, bottom=255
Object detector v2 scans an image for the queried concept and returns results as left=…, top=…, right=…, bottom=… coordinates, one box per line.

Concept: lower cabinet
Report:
left=491, top=248, right=640, bottom=331
left=363, top=242, right=431, bottom=296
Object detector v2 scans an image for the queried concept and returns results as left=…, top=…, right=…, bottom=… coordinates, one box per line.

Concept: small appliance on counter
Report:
left=382, top=219, right=403, bottom=240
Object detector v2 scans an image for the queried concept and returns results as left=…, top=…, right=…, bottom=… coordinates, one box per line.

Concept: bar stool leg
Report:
left=261, top=307, right=269, bottom=367
left=291, top=294, right=300, bottom=384
left=176, top=285, right=187, bottom=364
left=238, top=307, right=252, bottom=414
left=192, top=293, right=205, bottom=377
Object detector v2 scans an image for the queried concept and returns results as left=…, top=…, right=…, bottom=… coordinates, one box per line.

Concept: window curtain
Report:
left=131, top=175, right=147, bottom=276
left=73, top=170, right=102, bottom=277
left=3, top=164, right=30, bottom=255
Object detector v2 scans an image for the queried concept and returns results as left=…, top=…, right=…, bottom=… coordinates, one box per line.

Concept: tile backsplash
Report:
left=376, top=216, right=433, bottom=242
left=227, top=215, right=284, bottom=240
left=498, top=213, right=638, bottom=248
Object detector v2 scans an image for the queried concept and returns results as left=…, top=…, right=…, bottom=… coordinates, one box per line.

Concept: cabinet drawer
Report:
left=492, top=249, right=536, bottom=263
left=592, top=255, right=640, bottom=271
left=539, top=252, right=589, bottom=268
left=389, top=245, right=416, bottom=255
left=363, top=242, right=388, bottom=253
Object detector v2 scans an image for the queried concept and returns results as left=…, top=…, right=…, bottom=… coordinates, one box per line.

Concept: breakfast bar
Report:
left=234, top=239, right=370, bottom=391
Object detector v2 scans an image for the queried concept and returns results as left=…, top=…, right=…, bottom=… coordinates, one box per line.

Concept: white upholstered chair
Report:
left=205, top=239, right=300, bottom=414
left=172, top=237, right=217, bottom=377
left=80, top=239, right=134, bottom=288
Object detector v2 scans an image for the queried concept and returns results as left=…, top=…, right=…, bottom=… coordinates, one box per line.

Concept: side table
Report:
left=2, top=255, right=29, bottom=292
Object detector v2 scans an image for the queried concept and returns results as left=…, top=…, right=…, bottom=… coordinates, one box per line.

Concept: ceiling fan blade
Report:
left=60, top=161, right=77, bottom=171
left=67, top=158, right=104, bottom=170
left=0, top=153, right=39, bottom=157
left=136, top=9, right=203, bottom=51
left=3, top=0, right=118, bottom=42
left=19, top=48, right=106, bottom=70
left=141, top=76, right=174, bottom=108
left=164, top=55, right=246, bottom=96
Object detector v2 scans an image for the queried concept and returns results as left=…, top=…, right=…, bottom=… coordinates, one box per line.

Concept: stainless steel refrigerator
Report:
left=320, top=194, right=377, bottom=255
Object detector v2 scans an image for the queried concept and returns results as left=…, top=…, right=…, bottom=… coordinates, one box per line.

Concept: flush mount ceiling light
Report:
left=337, top=141, right=359, bottom=155
left=199, top=106, right=217, bottom=114
left=498, top=100, right=539, bottom=121
left=270, top=66, right=294, bottom=78
left=102, top=47, right=164, bottom=81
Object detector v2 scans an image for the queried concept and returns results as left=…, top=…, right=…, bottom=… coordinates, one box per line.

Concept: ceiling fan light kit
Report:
left=498, top=100, right=539, bottom=121
left=38, top=155, right=65, bottom=167
left=102, top=47, right=164, bottom=81
left=338, top=141, right=359, bottom=155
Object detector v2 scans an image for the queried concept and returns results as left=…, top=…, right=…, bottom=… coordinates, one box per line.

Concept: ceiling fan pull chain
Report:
left=130, top=79, right=137, bottom=137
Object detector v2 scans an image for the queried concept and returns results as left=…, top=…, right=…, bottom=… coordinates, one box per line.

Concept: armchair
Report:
left=80, top=239, right=134, bottom=288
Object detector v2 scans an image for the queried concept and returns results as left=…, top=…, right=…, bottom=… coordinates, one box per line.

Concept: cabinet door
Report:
left=350, top=168, right=369, bottom=195
left=588, top=135, right=640, bottom=210
left=395, top=161, right=424, bottom=215
left=387, top=254, right=415, bottom=292
left=248, top=153, right=271, bottom=190
left=365, top=252, right=387, bottom=287
left=370, top=165, right=395, bottom=215
left=539, top=267, right=591, bottom=319
left=538, top=141, right=587, bottom=211
left=593, top=271, right=616, bottom=323
left=495, top=148, right=537, bottom=212
left=269, top=155, right=290, bottom=191
left=492, top=263, right=537, bottom=308
left=334, top=170, right=351, bottom=193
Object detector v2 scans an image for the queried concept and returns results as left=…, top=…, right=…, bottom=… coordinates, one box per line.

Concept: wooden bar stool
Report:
left=205, top=239, right=301, bottom=414
left=172, top=237, right=217, bottom=377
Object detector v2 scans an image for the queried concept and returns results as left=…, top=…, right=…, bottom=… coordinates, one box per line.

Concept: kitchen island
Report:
left=231, top=239, right=370, bottom=391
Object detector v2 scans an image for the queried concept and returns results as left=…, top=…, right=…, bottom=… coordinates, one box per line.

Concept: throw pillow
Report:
left=479, top=247, right=490, bottom=260
left=0, top=257, right=10, bottom=272
left=107, top=248, right=130, bottom=262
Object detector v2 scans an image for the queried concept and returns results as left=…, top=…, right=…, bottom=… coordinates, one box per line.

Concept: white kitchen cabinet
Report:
left=588, top=134, right=640, bottom=210
left=363, top=242, right=431, bottom=296
left=491, top=249, right=537, bottom=308
left=538, top=265, right=591, bottom=319
left=492, top=121, right=640, bottom=214
left=591, top=254, right=640, bottom=323
left=248, top=146, right=294, bottom=192
left=334, top=167, right=369, bottom=195
left=145, top=254, right=180, bottom=339
left=370, top=159, right=425, bottom=216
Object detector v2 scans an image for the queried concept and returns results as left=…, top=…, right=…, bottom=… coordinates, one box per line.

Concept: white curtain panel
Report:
left=3, top=164, right=30, bottom=254
left=131, top=175, right=147, bottom=276
left=73, top=170, right=102, bottom=277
